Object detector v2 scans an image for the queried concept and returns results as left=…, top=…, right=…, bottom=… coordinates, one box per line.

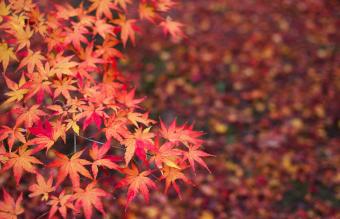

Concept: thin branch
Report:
left=79, top=135, right=104, bottom=145
left=37, top=211, right=49, bottom=219
left=73, top=133, right=77, bottom=153
left=78, top=135, right=124, bottom=150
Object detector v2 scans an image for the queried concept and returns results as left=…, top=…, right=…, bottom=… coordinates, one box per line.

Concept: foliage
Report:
left=0, top=0, right=210, bottom=218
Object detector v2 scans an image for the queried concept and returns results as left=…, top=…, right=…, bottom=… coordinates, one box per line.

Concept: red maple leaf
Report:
left=47, top=150, right=92, bottom=188
left=0, top=189, right=24, bottom=219
left=183, top=144, right=213, bottom=173
left=89, top=141, right=121, bottom=178
left=47, top=190, right=75, bottom=219
left=1, top=144, right=43, bottom=185
left=115, top=163, right=156, bottom=210
left=73, top=182, right=109, bottom=219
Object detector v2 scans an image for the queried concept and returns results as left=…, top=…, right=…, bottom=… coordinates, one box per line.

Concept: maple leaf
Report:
left=29, top=6, right=48, bottom=36
left=64, top=22, right=89, bottom=51
left=2, top=14, right=34, bottom=50
left=0, top=144, right=43, bottom=185
left=9, top=0, right=35, bottom=13
left=0, top=1, right=10, bottom=23
left=93, top=19, right=115, bottom=39
left=17, top=50, right=45, bottom=73
left=160, top=165, right=191, bottom=198
left=0, top=43, right=17, bottom=71
left=160, top=119, right=204, bottom=146
left=73, top=182, right=108, bottom=219
left=1, top=74, right=28, bottom=107
left=183, top=144, right=213, bottom=173
left=15, top=104, right=47, bottom=128
left=65, top=117, right=80, bottom=135
left=139, top=3, right=157, bottom=22
left=78, top=42, right=104, bottom=72
left=115, top=164, right=156, bottom=210
left=114, top=0, right=132, bottom=11
left=49, top=53, right=78, bottom=79
left=118, top=88, right=145, bottom=109
left=24, top=65, right=53, bottom=103
left=0, top=143, right=8, bottom=164
left=104, top=115, right=130, bottom=142
left=156, top=0, right=176, bottom=12
left=150, top=137, right=182, bottom=169
left=47, top=190, right=75, bottom=219
left=52, top=77, right=77, bottom=100
left=123, top=127, right=154, bottom=166
left=47, top=150, right=92, bottom=188
left=88, top=0, right=118, bottom=19
left=76, top=104, right=108, bottom=130
left=54, top=3, right=79, bottom=20
left=0, top=126, right=26, bottom=151
left=28, top=120, right=55, bottom=153
left=127, top=111, right=156, bottom=127
left=160, top=16, right=184, bottom=40
left=113, top=14, right=138, bottom=47
left=28, top=173, right=55, bottom=201
left=89, top=141, right=120, bottom=178
left=0, top=189, right=24, bottom=219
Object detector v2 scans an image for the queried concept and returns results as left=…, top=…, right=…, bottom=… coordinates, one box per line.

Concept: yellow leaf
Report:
left=0, top=43, right=17, bottom=71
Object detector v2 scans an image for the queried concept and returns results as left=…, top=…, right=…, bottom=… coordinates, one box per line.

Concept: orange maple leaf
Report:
left=115, top=163, right=156, bottom=210
left=17, top=50, right=45, bottom=73
left=88, top=0, right=118, bottom=19
left=104, top=115, right=130, bottom=142
left=0, top=42, right=17, bottom=71
left=114, top=0, right=132, bottom=11
left=113, top=15, right=138, bottom=47
left=160, top=16, right=184, bottom=40
left=150, top=137, right=182, bottom=169
left=118, top=88, right=145, bottom=109
left=15, top=104, right=47, bottom=128
left=160, top=119, right=204, bottom=146
left=93, top=19, right=115, bottom=39
left=1, top=74, right=28, bottom=107
left=139, top=3, right=158, bottom=22
left=89, top=141, right=120, bottom=178
left=1, top=144, right=43, bottom=185
left=73, top=182, right=108, bottom=219
left=47, top=150, right=92, bottom=188
left=183, top=144, right=213, bottom=173
left=127, top=111, right=156, bottom=127
left=52, top=77, right=77, bottom=100
left=160, top=165, right=192, bottom=198
left=0, top=126, right=26, bottom=151
left=123, top=127, right=154, bottom=166
left=28, top=173, right=55, bottom=201
left=47, top=190, right=75, bottom=219
left=0, top=189, right=24, bottom=219
left=64, top=22, right=89, bottom=51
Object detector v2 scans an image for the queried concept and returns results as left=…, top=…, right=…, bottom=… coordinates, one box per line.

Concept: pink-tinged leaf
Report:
left=115, top=164, right=156, bottom=210
left=74, top=182, right=108, bottom=219
left=183, top=144, right=214, bottom=173
left=47, top=150, right=92, bottom=188
left=89, top=141, right=121, bottom=178
left=0, top=189, right=24, bottom=219
left=1, top=144, right=43, bottom=185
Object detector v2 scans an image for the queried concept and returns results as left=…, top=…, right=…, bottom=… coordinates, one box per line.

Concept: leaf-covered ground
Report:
left=122, top=0, right=339, bottom=218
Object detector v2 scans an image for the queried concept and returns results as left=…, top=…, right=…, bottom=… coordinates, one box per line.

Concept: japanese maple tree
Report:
left=0, top=0, right=212, bottom=218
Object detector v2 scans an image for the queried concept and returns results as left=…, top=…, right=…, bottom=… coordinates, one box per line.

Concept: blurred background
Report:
left=117, top=0, right=339, bottom=218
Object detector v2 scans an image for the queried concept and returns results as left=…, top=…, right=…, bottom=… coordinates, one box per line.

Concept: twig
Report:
left=37, top=211, right=48, bottom=219
left=73, top=133, right=77, bottom=153
left=78, top=135, right=125, bottom=150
